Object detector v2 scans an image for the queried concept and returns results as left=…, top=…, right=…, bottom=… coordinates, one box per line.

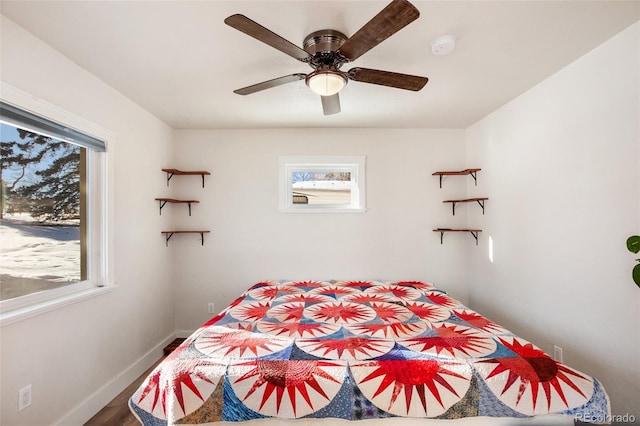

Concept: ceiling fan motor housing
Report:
left=303, top=30, right=350, bottom=96
left=303, top=30, right=348, bottom=55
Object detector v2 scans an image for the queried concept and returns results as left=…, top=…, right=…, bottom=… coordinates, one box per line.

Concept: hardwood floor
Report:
left=84, top=357, right=164, bottom=426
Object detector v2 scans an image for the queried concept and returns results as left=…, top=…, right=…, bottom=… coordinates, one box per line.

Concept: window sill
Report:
left=0, top=285, right=115, bottom=327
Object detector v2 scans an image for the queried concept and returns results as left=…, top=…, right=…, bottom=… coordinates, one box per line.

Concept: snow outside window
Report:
left=278, top=156, right=366, bottom=212
left=0, top=99, right=110, bottom=321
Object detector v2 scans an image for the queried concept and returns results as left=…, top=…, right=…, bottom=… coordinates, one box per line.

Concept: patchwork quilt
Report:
left=129, top=280, right=610, bottom=424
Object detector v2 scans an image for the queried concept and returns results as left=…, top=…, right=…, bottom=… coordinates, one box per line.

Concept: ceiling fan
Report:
left=224, top=0, right=429, bottom=115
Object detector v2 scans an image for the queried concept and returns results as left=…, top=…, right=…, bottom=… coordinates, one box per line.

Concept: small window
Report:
left=279, top=156, right=366, bottom=212
left=0, top=100, right=108, bottom=316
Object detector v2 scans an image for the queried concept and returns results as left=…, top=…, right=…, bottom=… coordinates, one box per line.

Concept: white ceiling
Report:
left=1, top=1, right=639, bottom=129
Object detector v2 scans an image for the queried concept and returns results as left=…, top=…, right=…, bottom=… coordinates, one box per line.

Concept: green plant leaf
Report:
left=633, top=264, right=640, bottom=288
left=627, top=235, right=640, bottom=254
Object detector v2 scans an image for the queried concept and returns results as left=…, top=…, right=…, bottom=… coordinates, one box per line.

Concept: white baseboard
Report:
left=54, top=332, right=176, bottom=426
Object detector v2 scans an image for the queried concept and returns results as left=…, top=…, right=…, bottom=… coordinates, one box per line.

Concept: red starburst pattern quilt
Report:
left=129, top=280, right=610, bottom=424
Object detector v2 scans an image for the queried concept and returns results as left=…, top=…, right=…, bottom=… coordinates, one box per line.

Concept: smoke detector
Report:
left=431, top=35, right=456, bottom=55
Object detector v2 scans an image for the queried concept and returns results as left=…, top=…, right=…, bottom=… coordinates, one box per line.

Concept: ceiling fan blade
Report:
left=348, top=67, right=428, bottom=91
left=337, top=0, right=419, bottom=62
left=234, top=74, right=306, bottom=95
left=224, top=14, right=311, bottom=62
left=321, top=94, right=341, bottom=115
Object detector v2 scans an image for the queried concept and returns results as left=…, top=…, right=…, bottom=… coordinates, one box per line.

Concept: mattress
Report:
left=129, top=280, right=610, bottom=425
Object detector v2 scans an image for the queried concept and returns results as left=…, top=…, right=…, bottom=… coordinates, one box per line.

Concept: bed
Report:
left=129, top=280, right=610, bottom=425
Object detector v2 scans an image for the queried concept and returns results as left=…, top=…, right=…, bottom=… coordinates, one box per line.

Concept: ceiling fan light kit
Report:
left=306, top=70, right=348, bottom=96
left=224, top=0, right=429, bottom=115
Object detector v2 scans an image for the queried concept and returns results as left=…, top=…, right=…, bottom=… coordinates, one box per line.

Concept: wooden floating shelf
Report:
left=433, top=228, right=482, bottom=245
left=432, top=168, right=481, bottom=188
left=161, top=230, right=210, bottom=246
left=155, top=198, right=200, bottom=216
left=162, top=168, right=211, bottom=188
left=442, top=197, right=488, bottom=215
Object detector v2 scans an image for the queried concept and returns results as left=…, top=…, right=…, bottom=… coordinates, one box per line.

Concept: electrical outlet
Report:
left=207, top=302, right=215, bottom=314
left=553, top=345, right=563, bottom=363
left=18, top=385, right=31, bottom=411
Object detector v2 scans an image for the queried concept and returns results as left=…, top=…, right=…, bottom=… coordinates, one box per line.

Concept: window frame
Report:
left=278, top=155, right=366, bottom=212
left=0, top=83, right=114, bottom=325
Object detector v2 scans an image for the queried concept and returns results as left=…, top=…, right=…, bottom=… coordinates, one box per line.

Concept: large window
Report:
left=279, top=156, right=366, bottom=212
left=0, top=99, right=108, bottom=318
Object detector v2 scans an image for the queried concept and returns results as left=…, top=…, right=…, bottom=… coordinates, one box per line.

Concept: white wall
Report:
left=466, top=22, right=640, bottom=419
left=171, top=128, right=469, bottom=332
left=0, top=16, right=176, bottom=425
